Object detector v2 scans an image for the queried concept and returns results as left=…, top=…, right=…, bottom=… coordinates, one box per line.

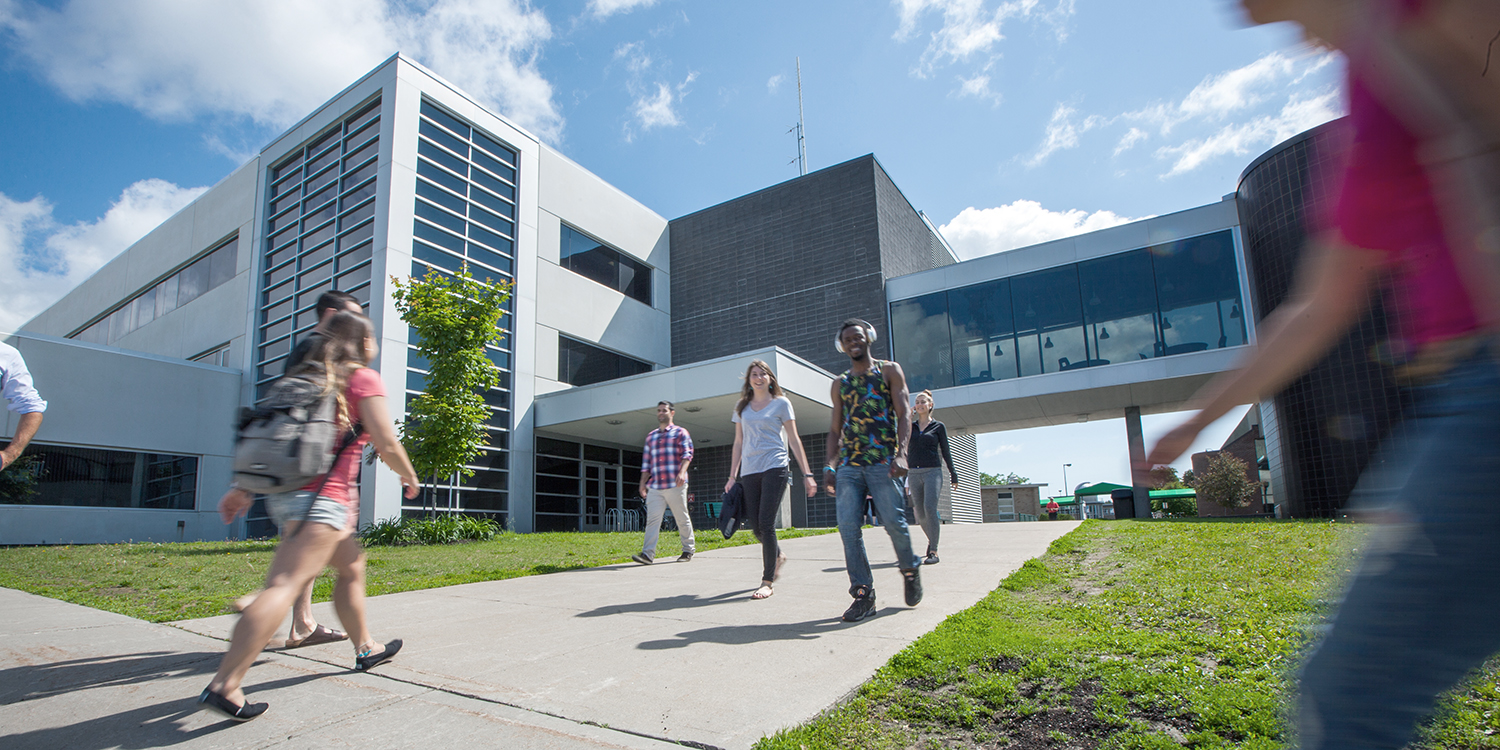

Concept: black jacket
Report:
left=909, top=419, right=958, bottom=483
left=718, top=482, right=746, bottom=539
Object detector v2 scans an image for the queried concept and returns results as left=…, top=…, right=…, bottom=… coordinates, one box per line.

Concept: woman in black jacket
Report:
left=908, top=390, right=957, bottom=564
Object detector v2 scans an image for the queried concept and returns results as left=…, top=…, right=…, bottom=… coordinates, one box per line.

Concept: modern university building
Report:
left=2, top=55, right=1373, bottom=544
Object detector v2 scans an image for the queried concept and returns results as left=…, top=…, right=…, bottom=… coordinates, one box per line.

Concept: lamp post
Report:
left=1062, top=463, right=1072, bottom=497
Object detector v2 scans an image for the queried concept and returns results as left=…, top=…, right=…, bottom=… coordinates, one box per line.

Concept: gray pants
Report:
left=642, top=484, right=694, bottom=559
left=908, top=467, right=942, bottom=553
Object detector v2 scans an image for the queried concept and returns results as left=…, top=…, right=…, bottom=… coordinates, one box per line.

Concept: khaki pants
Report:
left=642, top=484, right=695, bottom=559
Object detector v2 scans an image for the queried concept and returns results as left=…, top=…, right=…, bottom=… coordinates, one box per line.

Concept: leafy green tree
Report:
left=980, top=471, right=1030, bottom=485
left=1196, top=452, right=1258, bottom=508
left=1182, top=469, right=1197, bottom=487
left=391, top=266, right=512, bottom=510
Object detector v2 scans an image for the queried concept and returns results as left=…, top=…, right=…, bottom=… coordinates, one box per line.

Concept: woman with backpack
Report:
left=202, top=311, right=420, bottom=721
left=723, top=359, right=818, bottom=600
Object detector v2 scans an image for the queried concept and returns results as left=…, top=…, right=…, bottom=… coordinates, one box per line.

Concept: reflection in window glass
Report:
left=558, top=336, right=651, bottom=387
left=560, top=224, right=652, bottom=306
left=947, top=280, right=1016, bottom=383
left=891, top=293, right=953, bottom=391
left=1151, top=231, right=1246, bottom=354
left=0, top=444, right=197, bottom=510
left=1079, top=249, right=1160, bottom=365
left=1011, top=266, right=1086, bottom=376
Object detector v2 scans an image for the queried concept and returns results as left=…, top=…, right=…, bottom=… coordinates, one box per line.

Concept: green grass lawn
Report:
left=0, top=526, right=833, bottom=624
left=757, top=520, right=1500, bottom=750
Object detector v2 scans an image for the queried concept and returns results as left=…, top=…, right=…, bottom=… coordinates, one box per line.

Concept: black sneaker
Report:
left=902, top=567, right=923, bottom=607
left=198, top=687, right=268, bottom=722
left=842, top=587, right=877, bottom=622
left=355, top=639, right=402, bottom=672
left=677, top=552, right=694, bottom=562
left=924, top=551, right=940, bottom=565
left=632, top=552, right=654, bottom=565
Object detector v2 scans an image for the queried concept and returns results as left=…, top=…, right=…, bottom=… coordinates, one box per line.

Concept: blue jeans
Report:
left=1298, top=350, right=1500, bottom=749
left=835, top=464, right=920, bottom=594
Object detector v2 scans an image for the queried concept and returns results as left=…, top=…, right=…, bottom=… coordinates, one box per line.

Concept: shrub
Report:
left=360, top=514, right=502, bottom=546
left=1196, top=452, right=1258, bottom=508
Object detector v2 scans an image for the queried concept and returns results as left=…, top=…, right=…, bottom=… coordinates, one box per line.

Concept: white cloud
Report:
left=983, top=443, right=1022, bottom=456
left=767, top=74, right=784, bottom=94
left=0, top=0, right=564, bottom=143
left=893, top=0, right=1071, bottom=79
left=1027, top=104, right=1105, bottom=167
left=1156, top=90, right=1341, bottom=176
left=956, top=73, right=1002, bottom=106
left=1114, top=127, right=1148, bottom=156
left=614, top=41, right=652, bottom=73
left=939, top=200, right=1141, bottom=259
left=1027, top=50, right=1342, bottom=176
left=587, top=0, right=657, bottom=19
left=627, top=72, right=697, bottom=139
left=0, top=180, right=207, bottom=332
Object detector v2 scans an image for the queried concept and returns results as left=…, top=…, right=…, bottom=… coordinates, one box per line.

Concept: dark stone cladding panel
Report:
left=1237, top=118, right=1406, bottom=518
left=873, top=159, right=955, bottom=279
left=669, top=154, right=939, bottom=374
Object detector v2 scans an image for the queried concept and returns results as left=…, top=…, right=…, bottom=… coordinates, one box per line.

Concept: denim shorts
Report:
left=264, top=490, right=349, bottom=532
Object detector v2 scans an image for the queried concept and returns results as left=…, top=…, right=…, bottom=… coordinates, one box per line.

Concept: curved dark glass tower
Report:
left=1237, top=120, right=1407, bottom=518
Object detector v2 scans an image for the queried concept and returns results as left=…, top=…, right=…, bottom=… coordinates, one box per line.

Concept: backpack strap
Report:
left=286, top=422, right=365, bottom=539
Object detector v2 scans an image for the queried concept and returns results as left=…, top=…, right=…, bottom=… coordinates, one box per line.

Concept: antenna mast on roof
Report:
left=793, top=57, right=807, bottom=175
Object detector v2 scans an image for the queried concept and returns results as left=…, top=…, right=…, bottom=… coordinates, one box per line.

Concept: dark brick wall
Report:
left=874, top=160, right=955, bottom=279
left=1237, top=119, right=1406, bottom=518
left=669, top=154, right=935, bottom=373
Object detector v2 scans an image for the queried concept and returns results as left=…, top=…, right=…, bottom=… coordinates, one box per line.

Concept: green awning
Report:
left=1149, top=488, right=1197, bottom=498
left=1073, top=482, right=1131, bottom=497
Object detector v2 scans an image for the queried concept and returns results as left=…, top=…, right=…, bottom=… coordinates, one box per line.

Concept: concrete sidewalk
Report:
left=1, top=520, right=1079, bottom=749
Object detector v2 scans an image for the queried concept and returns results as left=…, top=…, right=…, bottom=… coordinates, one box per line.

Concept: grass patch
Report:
left=758, top=519, right=1500, bottom=749
left=0, top=526, right=833, bottom=623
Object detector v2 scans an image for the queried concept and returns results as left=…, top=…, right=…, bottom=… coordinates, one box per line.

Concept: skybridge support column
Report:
left=1124, top=406, right=1153, bottom=518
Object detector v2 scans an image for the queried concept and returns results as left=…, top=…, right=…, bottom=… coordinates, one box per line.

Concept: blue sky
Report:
left=0, top=0, right=1340, bottom=491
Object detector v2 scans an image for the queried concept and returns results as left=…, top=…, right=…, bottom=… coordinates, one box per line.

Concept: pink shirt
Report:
left=302, top=367, right=382, bottom=517
left=1331, top=66, right=1481, bottom=351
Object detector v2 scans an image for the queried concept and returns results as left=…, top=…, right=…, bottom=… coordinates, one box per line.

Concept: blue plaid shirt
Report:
left=641, top=424, right=694, bottom=490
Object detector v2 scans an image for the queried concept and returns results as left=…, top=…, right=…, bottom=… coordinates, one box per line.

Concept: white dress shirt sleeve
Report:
left=0, top=343, right=47, bottom=414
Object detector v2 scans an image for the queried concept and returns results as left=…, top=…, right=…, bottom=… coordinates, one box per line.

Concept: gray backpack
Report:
left=233, top=363, right=360, bottom=494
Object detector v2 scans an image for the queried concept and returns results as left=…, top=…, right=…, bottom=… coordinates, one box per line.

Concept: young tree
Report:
left=391, top=266, right=512, bottom=513
left=1182, top=469, right=1197, bottom=487
left=1195, top=452, right=1258, bottom=509
left=980, top=471, right=1031, bottom=485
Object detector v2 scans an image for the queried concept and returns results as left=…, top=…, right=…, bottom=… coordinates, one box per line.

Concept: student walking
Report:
left=724, top=360, right=818, bottom=599
left=0, top=339, right=46, bottom=471
left=823, top=318, right=922, bottom=622
left=202, top=311, right=420, bottom=722
left=1147, top=2, right=1500, bottom=747
left=908, top=389, right=958, bottom=564
left=634, top=401, right=695, bottom=564
left=230, top=291, right=366, bottom=650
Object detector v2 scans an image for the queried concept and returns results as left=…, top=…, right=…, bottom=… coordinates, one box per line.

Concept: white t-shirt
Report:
left=731, top=396, right=795, bottom=477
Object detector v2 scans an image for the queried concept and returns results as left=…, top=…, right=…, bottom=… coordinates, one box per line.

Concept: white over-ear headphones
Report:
left=834, top=320, right=878, bottom=353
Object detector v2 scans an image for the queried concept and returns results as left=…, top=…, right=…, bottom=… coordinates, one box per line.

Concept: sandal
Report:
left=285, top=624, right=348, bottom=649
left=752, top=583, right=775, bottom=600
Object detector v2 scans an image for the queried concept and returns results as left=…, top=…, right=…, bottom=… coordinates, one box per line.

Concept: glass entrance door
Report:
left=581, top=463, right=621, bottom=531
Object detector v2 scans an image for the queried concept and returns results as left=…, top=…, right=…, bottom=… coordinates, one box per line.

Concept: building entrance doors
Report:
left=580, top=463, right=622, bottom=531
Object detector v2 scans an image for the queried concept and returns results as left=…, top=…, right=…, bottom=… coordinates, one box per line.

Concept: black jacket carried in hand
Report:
left=718, top=482, right=746, bottom=539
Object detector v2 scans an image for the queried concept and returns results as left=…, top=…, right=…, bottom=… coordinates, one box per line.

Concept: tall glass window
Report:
left=255, top=98, right=381, bottom=401
left=890, top=292, right=954, bottom=391
left=558, top=336, right=652, bottom=387
left=1151, top=231, right=1248, bottom=355
left=402, top=98, right=519, bottom=523
left=559, top=224, right=652, bottom=305
left=1078, top=249, right=1160, bottom=364
left=1012, top=265, right=1086, bottom=377
left=71, top=237, right=238, bottom=348
left=889, top=230, right=1247, bottom=388
left=0, top=443, right=197, bottom=510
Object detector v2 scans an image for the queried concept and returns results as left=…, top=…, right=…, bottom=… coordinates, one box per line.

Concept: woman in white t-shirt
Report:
left=724, top=360, right=818, bottom=599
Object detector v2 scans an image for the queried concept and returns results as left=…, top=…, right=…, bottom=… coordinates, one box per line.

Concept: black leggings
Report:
left=740, top=466, right=789, bottom=582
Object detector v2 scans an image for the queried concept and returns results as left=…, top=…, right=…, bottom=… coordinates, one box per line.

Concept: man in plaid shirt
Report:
left=634, top=401, right=696, bottom=564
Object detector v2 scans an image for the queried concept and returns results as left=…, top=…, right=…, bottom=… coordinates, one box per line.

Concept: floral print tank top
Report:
left=838, top=360, right=897, bottom=466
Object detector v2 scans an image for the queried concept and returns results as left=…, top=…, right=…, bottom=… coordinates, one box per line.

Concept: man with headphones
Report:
left=824, top=318, right=923, bottom=622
